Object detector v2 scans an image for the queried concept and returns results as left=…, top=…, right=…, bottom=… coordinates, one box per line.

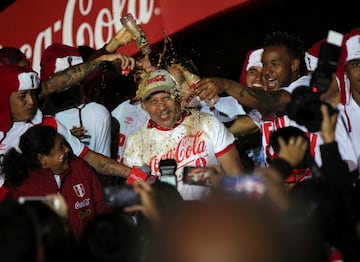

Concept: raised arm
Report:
left=194, top=77, right=291, bottom=112
left=39, top=52, right=135, bottom=99
left=83, top=149, right=131, bottom=178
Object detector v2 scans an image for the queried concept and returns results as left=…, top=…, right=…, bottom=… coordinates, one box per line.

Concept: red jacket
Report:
left=6, top=156, right=106, bottom=240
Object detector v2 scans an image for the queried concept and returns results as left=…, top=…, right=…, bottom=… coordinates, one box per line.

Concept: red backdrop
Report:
left=0, top=0, right=249, bottom=72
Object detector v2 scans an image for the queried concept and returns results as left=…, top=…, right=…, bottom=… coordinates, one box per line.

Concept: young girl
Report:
left=2, top=125, right=106, bottom=240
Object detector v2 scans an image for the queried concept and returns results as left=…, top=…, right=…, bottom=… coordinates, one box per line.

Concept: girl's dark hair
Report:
left=2, top=125, right=58, bottom=186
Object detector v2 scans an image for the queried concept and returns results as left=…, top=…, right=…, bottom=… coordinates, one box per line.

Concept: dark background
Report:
left=2, top=0, right=358, bottom=109
left=164, top=0, right=358, bottom=81
left=101, top=0, right=359, bottom=110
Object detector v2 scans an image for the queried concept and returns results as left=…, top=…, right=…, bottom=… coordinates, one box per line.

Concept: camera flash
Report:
left=327, top=30, right=343, bottom=47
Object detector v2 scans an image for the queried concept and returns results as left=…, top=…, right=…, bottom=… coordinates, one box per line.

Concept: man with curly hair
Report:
left=195, top=31, right=308, bottom=113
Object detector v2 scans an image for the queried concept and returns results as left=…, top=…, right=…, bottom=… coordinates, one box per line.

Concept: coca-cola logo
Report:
left=124, top=116, right=134, bottom=124
left=75, top=198, right=90, bottom=209
left=13, top=0, right=156, bottom=72
left=150, top=131, right=207, bottom=172
left=147, top=74, right=166, bottom=84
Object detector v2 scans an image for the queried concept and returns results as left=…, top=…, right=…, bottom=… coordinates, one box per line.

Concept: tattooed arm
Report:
left=38, top=52, right=135, bottom=100
left=194, top=77, right=291, bottom=112
left=83, top=149, right=131, bottom=178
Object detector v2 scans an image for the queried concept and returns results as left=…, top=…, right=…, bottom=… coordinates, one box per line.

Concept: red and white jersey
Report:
left=281, top=75, right=311, bottom=94
left=257, top=75, right=357, bottom=172
left=261, top=114, right=321, bottom=165
left=0, top=109, right=87, bottom=187
left=55, top=102, right=112, bottom=157
left=200, top=96, right=246, bottom=123
left=123, top=110, right=235, bottom=200
left=247, top=108, right=263, bottom=128
left=245, top=76, right=312, bottom=130
left=261, top=107, right=358, bottom=173
left=111, top=99, right=149, bottom=163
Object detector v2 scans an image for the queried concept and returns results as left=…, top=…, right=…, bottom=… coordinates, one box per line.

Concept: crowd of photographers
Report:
left=0, top=25, right=360, bottom=262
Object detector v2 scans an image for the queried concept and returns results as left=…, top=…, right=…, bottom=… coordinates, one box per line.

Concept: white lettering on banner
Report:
left=17, top=0, right=155, bottom=72
left=149, top=131, right=207, bottom=173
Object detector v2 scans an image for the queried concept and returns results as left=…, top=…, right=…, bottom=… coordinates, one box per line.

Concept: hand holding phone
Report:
left=159, top=159, right=177, bottom=187
left=183, top=167, right=214, bottom=187
left=103, top=185, right=141, bottom=207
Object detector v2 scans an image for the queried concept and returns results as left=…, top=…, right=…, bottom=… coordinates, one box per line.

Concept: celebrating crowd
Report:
left=0, top=20, right=360, bottom=262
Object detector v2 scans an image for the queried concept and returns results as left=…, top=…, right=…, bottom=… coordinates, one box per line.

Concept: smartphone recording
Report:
left=183, top=167, right=213, bottom=187
left=103, top=185, right=141, bottom=207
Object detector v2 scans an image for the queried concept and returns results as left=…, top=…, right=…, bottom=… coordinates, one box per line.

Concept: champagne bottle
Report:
left=120, top=13, right=151, bottom=55
left=180, top=65, right=219, bottom=108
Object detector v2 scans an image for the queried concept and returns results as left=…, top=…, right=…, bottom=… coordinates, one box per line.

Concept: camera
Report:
left=159, top=159, right=177, bottom=187
left=309, top=31, right=342, bottom=94
left=286, top=30, right=342, bottom=132
left=286, top=86, right=338, bottom=132
left=103, top=185, right=141, bottom=207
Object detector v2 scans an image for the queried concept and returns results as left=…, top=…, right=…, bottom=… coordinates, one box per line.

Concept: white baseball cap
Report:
left=136, top=69, right=178, bottom=100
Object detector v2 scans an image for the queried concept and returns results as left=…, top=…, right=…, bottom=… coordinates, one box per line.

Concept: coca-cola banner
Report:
left=0, top=0, right=249, bottom=72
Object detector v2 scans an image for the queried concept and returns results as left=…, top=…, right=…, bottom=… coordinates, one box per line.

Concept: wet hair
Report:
left=133, top=44, right=162, bottom=71
left=2, top=125, right=58, bottom=187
